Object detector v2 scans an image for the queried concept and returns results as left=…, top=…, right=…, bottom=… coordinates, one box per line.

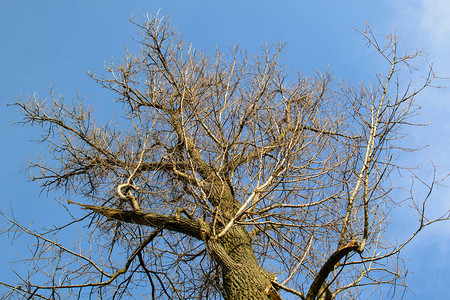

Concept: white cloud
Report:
left=421, top=0, right=450, bottom=52
left=385, top=0, right=450, bottom=74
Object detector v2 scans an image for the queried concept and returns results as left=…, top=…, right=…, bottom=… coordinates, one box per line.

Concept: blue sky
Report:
left=1, top=1, right=449, bottom=298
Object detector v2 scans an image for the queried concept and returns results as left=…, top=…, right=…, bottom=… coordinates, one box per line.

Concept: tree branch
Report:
left=306, top=240, right=360, bottom=300
left=68, top=200, right=207, bottom=240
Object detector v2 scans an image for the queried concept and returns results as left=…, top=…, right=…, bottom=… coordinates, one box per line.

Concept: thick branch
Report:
left=68, top=200, right=207, bottom=240
left=306, top=240, right=360, bottom=300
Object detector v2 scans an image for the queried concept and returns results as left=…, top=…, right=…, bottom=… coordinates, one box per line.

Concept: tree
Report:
left=1, top=16, right=448, bottom=299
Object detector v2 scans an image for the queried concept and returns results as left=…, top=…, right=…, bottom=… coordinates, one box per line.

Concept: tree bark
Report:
left=208, top=226, right=280, bottom=300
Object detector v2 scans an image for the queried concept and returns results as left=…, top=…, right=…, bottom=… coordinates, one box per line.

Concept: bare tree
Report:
left=1, top=16, right=448, bottom=299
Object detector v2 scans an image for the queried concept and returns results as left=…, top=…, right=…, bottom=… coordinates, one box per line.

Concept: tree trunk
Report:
left=208, top=226, right=281, bottom=300
left=223, top=265, right=273, bottom=299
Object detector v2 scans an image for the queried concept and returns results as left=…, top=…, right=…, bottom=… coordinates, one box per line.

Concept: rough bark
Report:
left=208, top=227, right=279, bottom=300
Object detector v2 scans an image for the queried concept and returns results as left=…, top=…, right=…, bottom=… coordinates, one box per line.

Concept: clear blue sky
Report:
left=1, top=1, right=449, bottom=298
